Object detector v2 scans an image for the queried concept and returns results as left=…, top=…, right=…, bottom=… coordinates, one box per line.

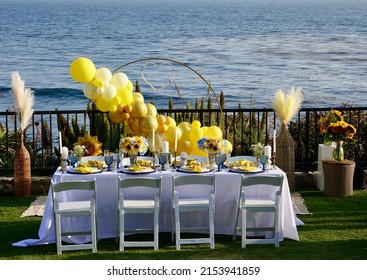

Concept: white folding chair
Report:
left=117, top=176, right=162, bottom=251
left=172, top=174, right=216, bottom=250
left=233, top=175, right=284, bottom=247
left=51, top=179, right=97, bottom=255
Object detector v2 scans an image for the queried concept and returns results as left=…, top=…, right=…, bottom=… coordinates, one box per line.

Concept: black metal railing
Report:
left=1, top=107, right=366, bottom=176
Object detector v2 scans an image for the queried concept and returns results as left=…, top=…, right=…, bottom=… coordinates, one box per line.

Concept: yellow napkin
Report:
left=237, top=166, right=256, bottom=172
left=75, top=166, right=94, bottom=173
left=128, top=166, right=147, bottom=172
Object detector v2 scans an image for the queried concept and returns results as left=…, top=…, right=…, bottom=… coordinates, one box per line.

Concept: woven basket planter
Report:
left=276, top=123, right=295, bottom=190
left=14, top=135, right=32, bottom=197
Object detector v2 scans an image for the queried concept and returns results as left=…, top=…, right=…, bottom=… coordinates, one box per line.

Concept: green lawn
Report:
left=1, top=188, right=367, bottom=260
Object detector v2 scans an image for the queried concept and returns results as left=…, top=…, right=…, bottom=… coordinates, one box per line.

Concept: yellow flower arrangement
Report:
left=197, top=137, right=225, bottom=154
left=75, top=134, right=103, bottom=156
left=119, top=136, right=148, bottom=155
left=320, top=109, right=356, bottom=143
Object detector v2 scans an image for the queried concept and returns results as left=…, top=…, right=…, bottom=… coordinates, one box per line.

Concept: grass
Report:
left=1, top=188, right=367, bottom=260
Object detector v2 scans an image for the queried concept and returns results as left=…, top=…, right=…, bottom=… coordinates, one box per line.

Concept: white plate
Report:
left=178, top=166, right=211, bottom=173
left=119, top=167, right=156, bottom=174
left=229, top=166, right=263, bottom=174
left=67, top=167, right=102, bottom=174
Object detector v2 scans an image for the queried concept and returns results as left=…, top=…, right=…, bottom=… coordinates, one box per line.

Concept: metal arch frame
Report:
left=113, top=57, right=222, bottom=111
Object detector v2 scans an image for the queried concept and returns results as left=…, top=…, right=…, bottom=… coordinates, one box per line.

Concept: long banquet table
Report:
left=13, top=166, right=300, bottom=247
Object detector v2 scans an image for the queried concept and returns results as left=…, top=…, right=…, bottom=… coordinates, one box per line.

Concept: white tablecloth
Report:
left=13, top=167, right=300, bottom=247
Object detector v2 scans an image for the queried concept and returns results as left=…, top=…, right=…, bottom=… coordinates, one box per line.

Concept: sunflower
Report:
left=75, top=134, right=103, bottom=156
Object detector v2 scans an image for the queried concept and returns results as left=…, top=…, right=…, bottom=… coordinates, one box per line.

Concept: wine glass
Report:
left=215, top=153, right=227, bottom=172
left=259, top=155, right=269, bottom=172
left=105, top=154, right=113, bottom=171
left=116, top=153, right=121, bottom=169
left=68, top=151, right=78, bottom=168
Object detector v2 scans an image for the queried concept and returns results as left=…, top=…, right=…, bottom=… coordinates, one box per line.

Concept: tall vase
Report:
left=332, top=141, right=344, bottom=161
left=14, top=133, right=31, bottom=197
left=276, top=123, right=295, bottom=190
left=129, top=152, right=138, bottom=167
left=207, top=152, right=218, bottom=171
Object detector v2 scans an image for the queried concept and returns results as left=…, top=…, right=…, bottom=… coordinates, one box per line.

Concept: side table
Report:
left=322, top=160, right=355, bottom=197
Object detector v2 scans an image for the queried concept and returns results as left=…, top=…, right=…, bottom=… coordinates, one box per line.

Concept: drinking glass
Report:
left=259, top=155, right=269, bottom=172
left=68, top=151, right=78, bottom=168
left=105, top=154, right=113, bottom=171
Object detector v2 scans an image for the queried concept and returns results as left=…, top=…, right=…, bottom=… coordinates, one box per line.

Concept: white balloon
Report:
left=102, top=84, right=117, bottom=100
left=83, top=83, right=99, bottom=100
left=95, top=67, right=112, bottom=82
left=96, top=87, right=105, bottom=94
left=110, top=72, right=128, bottom=89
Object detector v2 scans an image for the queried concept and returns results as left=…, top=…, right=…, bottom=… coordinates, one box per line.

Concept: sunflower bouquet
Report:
left=197, top=137, right=225, bottom=154
left=119, top=136, right=148, bottom=155
left=320, top=109, right=356, bottom=143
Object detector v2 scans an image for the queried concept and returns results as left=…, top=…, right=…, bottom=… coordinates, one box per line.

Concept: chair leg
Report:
left=154, top=207, right=159, bottom=250
left=171, top=208, right=175, bottom=243
left=119, top=210, right=125, bottom=251
left=91, top=211, right=97, bottom=253
left=55, top=213, right=62, bottom=255
left=241, top=208, right=247, bottom=248
left=209, top=206, right=215, bottom=249
left=232, top=205, right=240, bottom=241
left=175, top=206, right=181, bottom=250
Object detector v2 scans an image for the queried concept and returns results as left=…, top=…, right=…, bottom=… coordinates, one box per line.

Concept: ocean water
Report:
left=1, top=0, right=367, bottom=111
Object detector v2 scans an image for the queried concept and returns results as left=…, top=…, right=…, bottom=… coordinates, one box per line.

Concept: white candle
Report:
left=58, top=131, right=62, bottom=151
left=152, top=128, right=155, bottom=151
left=264, top=145, right=272, bottom=157
left=61, top=146, right=68, bottom=159
left=273, top=129, right=276, bottom=153
left=162, top=141, right=169, bottom=153
left=174, top=128, right=177, bottom=152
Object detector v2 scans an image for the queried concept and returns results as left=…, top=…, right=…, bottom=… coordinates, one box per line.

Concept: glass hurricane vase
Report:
left=332, top=140, right=344, bottom=161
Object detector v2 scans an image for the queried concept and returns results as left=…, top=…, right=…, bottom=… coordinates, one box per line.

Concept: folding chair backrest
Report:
left=118, top=177, right=162, bottom=199
left=173, top=174, right=215, bottom=199
left=242, top=175, right=283, bottom=190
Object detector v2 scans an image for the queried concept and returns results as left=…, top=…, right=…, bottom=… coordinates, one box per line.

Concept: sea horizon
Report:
left=1, top=0, right=367, bottom=111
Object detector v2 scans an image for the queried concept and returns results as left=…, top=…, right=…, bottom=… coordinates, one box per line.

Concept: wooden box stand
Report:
left=322, top=160, right=355, bottom=197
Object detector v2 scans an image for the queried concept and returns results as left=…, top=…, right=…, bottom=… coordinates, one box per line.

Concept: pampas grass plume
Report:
left=11, top=72, right=35, bottom=132
left=272, top=87, right=303, bottom=124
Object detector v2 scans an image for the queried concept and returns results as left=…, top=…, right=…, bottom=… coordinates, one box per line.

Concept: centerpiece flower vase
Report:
left=332, top=141, right=344, bottom=161
left=208, top=152, right=218, bottom=171
left=129, top=152, right=138, bottom=167
left=276, top=123, right=295, bottom=190
left=14, top=133, right=32, bottom=197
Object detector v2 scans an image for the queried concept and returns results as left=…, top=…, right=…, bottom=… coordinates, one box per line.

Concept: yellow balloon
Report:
left=190, top=146, right=207, bottom=157
left=70, top=57, right=96, bottom=83
left=109, top=104, right=117, bottom=112
left=146, top=103, right=158, bottom=117
left=126, top=80, right=133, bottom=92
left=190, top=127, right=204, bottom=143
left=130, top=101, right=148, bottom=118
left=117, top=88, right=133, bottom=106
left=165, top=116, right=176, bottom=127
left=179, top=139, right=193, bottom=154
left=191, top=120, right=201, bottom=129
left=223, top=139, right=233, bottom=154
left=109, top=111, right=125, bottom=123
left=206, top=125, right=223, bottom=138
left=202, top=126, right=208, bottom=135
left=95, top=95, right=111, bottom=112
left=156, top=115, right=166, bottom=125
left=165, top=126, right=182, bottom=144
left=178, top=122, right=191, bottom=134
left=132, top=92, right=144, bottom=103
left=140, top=116, right=159, bottom=134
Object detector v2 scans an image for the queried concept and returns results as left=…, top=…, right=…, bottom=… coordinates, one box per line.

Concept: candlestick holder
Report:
left=173, top=151, right=177, bottom=169
left=151, top=151, right=158, bottom=170
left=272, top=152, right=277, bottom=169
left=60, top=159, right=68, bottom=173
